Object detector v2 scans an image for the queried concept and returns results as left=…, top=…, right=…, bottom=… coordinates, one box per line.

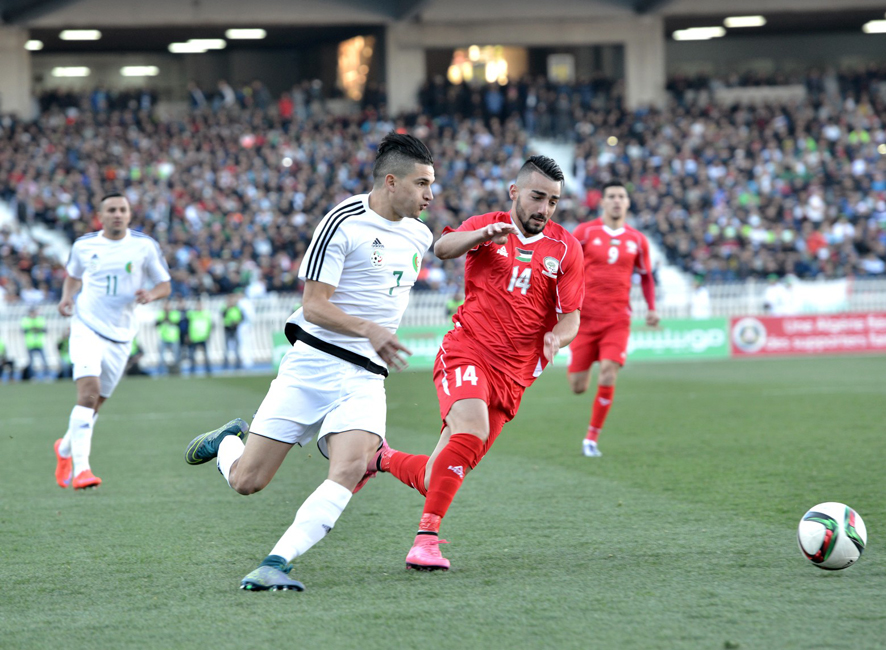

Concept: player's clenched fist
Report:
left=58, top=297, right=74, bottom=317
left=482, top=222, right=519, bottom=244
left=135, top=289, right=154, bottom=304
left=543, top=331, right=561, bottom=363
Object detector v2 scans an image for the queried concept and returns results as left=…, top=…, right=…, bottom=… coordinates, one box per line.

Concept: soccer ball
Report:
left=797, top=502, right=867, bottom=570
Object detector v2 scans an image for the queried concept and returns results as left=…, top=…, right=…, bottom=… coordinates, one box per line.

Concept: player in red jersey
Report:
left=369, top=156, right=585, bottom=570
left=568, top=180, right=658, bottom=457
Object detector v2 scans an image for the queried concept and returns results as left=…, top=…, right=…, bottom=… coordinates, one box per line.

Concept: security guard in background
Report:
left=222, top=293, right=244, bottom=370
left=187, top=299, right=213, bottom=375
left=21, top=307, right=48, bottom=380
left=156, top=299, right=182, bottom=374
left=57, top=327, right=73, bottom=379
left=446, top=289, right=465, bottom=322
left=0, top=337, right=15, bottom=381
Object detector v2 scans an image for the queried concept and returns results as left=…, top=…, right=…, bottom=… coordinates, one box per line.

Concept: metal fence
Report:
left=3, top=278, right=886, bottom=371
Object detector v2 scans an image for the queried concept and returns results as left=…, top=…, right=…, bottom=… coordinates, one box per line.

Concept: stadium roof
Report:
left=3, top=0, right=886, bottom=26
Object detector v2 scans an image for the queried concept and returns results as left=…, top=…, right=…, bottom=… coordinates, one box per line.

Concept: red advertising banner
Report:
left=730, top=313, right=886, bottom=356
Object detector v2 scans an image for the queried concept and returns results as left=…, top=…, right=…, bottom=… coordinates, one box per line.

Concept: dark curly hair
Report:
left=372, top=132, right=434, bottom=185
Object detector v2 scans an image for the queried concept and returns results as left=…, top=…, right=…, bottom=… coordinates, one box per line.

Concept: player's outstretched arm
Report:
left=58, top=276, right=83, bottom=317
left=434, top=222, right=520, bottom=259
left=136, top=281, right=172, bottom=305
left=544, top=310, right=581, bottom=362
left=302, top=279, right=412, bottom=371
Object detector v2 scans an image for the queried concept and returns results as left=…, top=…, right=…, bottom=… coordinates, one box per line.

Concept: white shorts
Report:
left=69, top=316, right=131, bottom=398
left=250, top=341, right=387, bottom=458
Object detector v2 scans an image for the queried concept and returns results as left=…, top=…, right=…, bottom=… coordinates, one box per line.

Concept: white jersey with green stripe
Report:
left=291, top=193, right=433, bottom=368
left=66, top=230, right=171, bottom=342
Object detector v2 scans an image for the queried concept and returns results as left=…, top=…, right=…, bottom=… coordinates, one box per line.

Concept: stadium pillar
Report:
left=0, top=27, right=33, bottom=118
left=623, top=16, right=666, bottom=109
left=386, top=23, right=425, bottom=115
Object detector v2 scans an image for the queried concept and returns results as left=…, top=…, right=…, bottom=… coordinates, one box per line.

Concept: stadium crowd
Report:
left=2, top=68, right=886, bottom=306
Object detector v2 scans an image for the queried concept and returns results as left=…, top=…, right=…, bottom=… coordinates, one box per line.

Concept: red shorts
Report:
left=568, top=320, right=631, bottom=372
left=434, top=327, right=526, bottom=454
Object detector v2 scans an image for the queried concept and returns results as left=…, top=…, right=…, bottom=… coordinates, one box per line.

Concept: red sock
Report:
left=588, top=385, right=615, bottom=440
left=423, top=433, right=485, bottom=519
left=388, top=451, right=431, bottom=496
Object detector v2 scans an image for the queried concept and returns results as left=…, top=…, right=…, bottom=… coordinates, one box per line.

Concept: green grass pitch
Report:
left=1, top=356, right=884, bottom=649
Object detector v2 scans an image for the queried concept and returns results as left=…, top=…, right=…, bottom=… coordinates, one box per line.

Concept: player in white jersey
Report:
left=54, top=194, right=171, bottom=490
left=184, top=132, right=435, bottom=591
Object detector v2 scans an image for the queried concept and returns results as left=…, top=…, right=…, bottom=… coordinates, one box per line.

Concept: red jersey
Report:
left=445, top=211, right=584, bottom=387
left=572, top=218, right=652, bottom=325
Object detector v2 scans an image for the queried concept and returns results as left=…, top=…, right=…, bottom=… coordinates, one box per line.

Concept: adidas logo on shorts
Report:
left=448, top=465, right=465, bottom=478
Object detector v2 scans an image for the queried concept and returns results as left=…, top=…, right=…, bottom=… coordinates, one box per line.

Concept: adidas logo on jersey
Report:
left=372, top=238, right=384, bottom=248
left=448, top=465, right=465, bottom=478
left=497, top=246, right=508, bottom=257
left=592, top=237, right=602, bottom=246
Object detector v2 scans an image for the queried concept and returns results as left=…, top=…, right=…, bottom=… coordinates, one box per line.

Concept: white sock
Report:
left=269, top=480, right=352, bottom=562
left=217, top=435, right=245, bottom=487
left=59, top=408, right=99, bottom=457
left=69, top=405, right=96, bottom=476
left=59, top=429, right=72, bottom=457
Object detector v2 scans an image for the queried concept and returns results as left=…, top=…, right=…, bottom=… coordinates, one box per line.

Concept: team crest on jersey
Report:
left=125, top=261, right=133, bottom=274
left=542, top=256, right=560, bottom=278
left=626, top=240, right=637, bottom=254
left=87, top=254, right=100, bottom=272
left=592, top=237, right=602, bottom=246
left=370, top=238, right=385, bottom=268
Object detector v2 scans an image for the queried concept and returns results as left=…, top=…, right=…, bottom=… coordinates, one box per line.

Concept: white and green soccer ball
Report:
left=798, top=502, right=867, bottom=570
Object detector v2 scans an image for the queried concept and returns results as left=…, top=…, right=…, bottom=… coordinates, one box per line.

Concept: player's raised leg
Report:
left=184, top=418, right=287, bottom=494
left=379, top=440, right=429, bottom=495
left=406, top=399, right=489, bottom=571
left=240, top=429, right=377, bottom=591
left=184, top=418, right=248, bottom=465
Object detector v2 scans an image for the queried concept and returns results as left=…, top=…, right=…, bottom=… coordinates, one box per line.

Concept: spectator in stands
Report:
left=5, top=65, right=886, bottom=305
left=188, top=81, right=207, bottom=110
